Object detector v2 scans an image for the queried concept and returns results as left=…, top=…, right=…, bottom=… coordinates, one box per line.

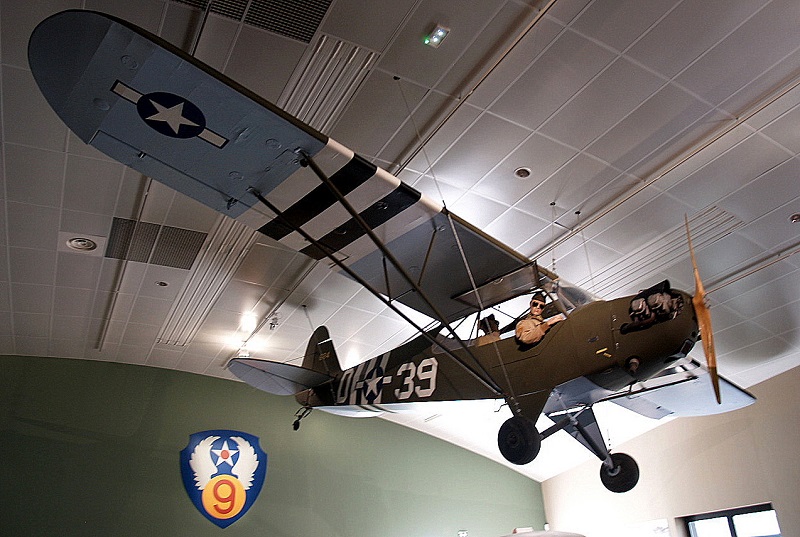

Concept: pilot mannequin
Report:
left=515, top=292, right=564, bottom=345
left=476, top=314, right=501, bottom=346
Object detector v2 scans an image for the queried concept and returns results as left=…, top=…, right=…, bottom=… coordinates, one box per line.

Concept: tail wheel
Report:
left=498, top=416, right=541, bottom=465
left=599, top=452, right=639, bottom=493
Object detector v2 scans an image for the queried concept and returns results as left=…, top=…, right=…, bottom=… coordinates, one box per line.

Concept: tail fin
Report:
left=303, top=326, right=342, bottom=376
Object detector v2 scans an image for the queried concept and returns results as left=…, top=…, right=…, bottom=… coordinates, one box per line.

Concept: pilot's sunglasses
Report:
left=531, top=301, right=545, bottom=308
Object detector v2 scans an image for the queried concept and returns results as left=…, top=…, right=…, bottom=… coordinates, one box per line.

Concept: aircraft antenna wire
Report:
left=550, top=201, right=557, bottom=273
left=576, top=210, right=597, bottom=293
left=395, top=77, right=447, bottom=208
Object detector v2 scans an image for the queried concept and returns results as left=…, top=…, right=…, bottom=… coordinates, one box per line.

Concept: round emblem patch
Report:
left=136, top=92, right=206, bottom=138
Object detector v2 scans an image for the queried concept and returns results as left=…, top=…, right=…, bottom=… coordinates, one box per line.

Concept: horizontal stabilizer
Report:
left=229, top=358, right=332, bottom=396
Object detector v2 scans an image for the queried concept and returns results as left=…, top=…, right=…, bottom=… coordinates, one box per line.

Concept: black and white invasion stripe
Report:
left=236, top=138, right=443, bottom=266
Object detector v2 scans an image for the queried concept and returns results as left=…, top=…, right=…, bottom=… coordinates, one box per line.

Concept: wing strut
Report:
left=295, top=151, right=502, bottom=391
left=246, top=185, right=503, bottom=397
left=444, top=211, right=519, bottom=408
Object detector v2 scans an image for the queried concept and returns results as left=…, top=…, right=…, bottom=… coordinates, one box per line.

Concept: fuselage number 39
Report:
left=394, top=357, right=438, bottom=400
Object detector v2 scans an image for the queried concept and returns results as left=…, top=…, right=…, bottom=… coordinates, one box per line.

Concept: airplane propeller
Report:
left=685, top=216, right=721, bottom=404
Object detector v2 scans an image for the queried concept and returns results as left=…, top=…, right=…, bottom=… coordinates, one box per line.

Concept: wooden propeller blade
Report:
left=685, top=216, right=721, bottom=404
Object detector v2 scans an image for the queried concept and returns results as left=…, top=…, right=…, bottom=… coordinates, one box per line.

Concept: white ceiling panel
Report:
left=376, top=0, right=511, bottom=89
left=468, top=17, right=564, bottom=110
left=625, top=0, right=763, bottom=80
left=761, top=103, right=800, bottom=154
left=2, top=66, right=68, bottom=150
left=667, top=133, right=791, bottom=209
left=716, top=158, right=800, bottom=222
left=540, top=57, right=665, bottom=150
left=490, top=29, right=616, bottom=130
left=4, top=145, right=64, bottom=207
left=431, top=113, right=530, bottom=190
left=63, top=156, right=125, bottom=216
left=321, top=0, right=417, bottom=52
left=569, top=0, right=672, bottom=53
left=55, top=252, right=103, bottom=289
left=433, top=1, right=540, bottom=99
left=674, top=0, right=800, bottom=109
left=586, top=84, right=713, bottom=173
left=7, top=202, right=60, bottom=249
left=738, top=208, right=800, bottom=252
left=516, top=152, right=623, bottom=218
left=225, top=26, right=308, bottom=102
left=473, top=132, right=576, bottom=206
left=84, top=0, right=166, bottom=32
left=402, top=102, right=483, bottom=173
left=11, top=283, right=53, bottom=314
left=332, top=71, right=425, bottom=157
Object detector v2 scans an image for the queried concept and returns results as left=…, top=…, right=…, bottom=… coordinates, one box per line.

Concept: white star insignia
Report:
left=211, top=440, right=238, bottom=467
left=365, top=374, right=383, bottom=396
left=145, top=100, right=198, bottom=134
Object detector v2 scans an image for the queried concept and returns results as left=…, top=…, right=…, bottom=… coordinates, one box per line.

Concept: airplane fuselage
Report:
left=303, top=287, right=699, bottom=420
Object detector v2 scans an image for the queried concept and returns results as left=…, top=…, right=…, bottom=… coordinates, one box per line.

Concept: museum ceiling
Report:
left=2, top=0, right=799, bottom=480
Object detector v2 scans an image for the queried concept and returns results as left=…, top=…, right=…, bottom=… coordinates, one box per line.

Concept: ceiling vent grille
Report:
left=173, top=0, right=332, bottom=43
left=105, top=218, right=208, bottom=270
left=245, top=0, right=331, bottom=43
left=174, top=0, right=248, bottom=20
left=150, top=226, right=210, bottom=269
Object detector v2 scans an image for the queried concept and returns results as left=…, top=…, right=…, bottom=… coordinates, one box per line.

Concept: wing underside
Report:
left=544, top=359, right=756, bottom=421
left=29, top=9, right=531, bottom=324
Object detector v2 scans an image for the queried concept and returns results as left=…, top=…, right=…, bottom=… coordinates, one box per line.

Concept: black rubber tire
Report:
left=599, top=452, right=639, bottom=493
left=497, top=416, right=541, bottom=465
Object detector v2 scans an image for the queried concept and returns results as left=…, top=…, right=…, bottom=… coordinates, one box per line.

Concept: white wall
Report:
left=541, top=365, right=800, bottom=536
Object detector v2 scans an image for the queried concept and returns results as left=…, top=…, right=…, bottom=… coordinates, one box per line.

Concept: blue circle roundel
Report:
left=136, top=92, right=206, bottom=139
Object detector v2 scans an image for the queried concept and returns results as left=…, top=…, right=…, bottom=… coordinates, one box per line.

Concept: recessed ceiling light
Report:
left=790, top=213, right=800, bottom=223
left=514, top=167, right=532, bottom=179
left=240, top=314, right=258, bottom=334
left=424, top=24, right=449, bottom=48
left=66, top=237, right=97, bottom=251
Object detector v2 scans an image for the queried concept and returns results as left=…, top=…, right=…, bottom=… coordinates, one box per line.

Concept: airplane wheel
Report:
left=599, top=452, right=639, bottom=493
left=498, top=416, right=541, bottom=465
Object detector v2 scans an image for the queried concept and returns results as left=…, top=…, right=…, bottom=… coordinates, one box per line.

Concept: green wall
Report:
left=1, top=356, right=544, bottom=536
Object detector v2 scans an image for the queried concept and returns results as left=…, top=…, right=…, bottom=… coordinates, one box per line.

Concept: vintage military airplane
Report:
left=29, top=9, right=755, bottom=493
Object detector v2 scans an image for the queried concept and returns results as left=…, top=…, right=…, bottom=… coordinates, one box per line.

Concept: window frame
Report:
left=683, top=503, right=780, bottom=537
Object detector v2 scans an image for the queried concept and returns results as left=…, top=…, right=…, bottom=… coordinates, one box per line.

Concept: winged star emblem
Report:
left=180, top=430, right=267, bottom=528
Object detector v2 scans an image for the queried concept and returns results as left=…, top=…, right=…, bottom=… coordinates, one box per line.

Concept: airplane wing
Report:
left=29, top=9, right=531, bottom=323
left=544, top=359, right=756, bottom=421
left=608, top=360, right=756, bottom=418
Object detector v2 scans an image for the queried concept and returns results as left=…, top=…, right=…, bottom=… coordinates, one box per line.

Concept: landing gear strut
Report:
left=522, top=404, right=641, bottom=493
left=497, top=416, right=541, bottom=465
left=293, top=406, right=312, bottom=431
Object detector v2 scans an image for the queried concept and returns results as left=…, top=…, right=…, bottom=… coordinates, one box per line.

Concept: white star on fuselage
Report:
left=211, top=440, right=238, bottom=467
left=365, top=374, right=383, bottom=396
left=145, top=100, right=198, bottom=134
